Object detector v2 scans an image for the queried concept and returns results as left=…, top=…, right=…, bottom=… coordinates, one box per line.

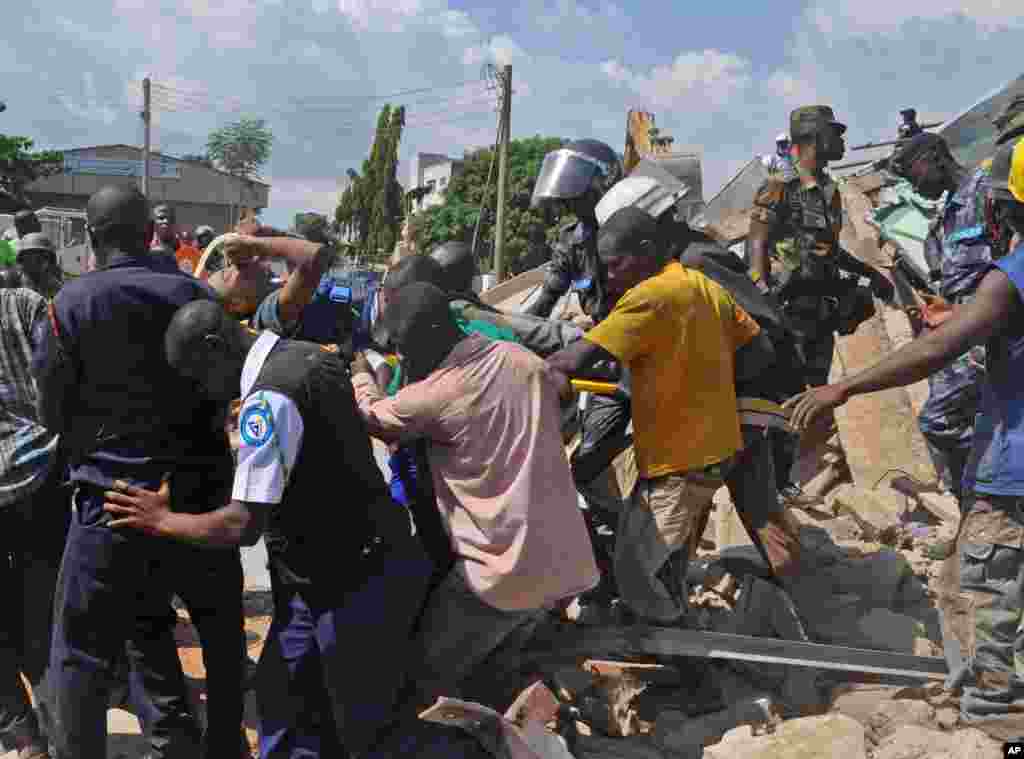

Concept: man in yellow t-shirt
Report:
left=548, top=207, right=761, bottom=624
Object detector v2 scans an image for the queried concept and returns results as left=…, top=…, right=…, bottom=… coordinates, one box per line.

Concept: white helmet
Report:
left=776, top=133, right=789, bottom=144
left=595, top=160, right=690, bottom=226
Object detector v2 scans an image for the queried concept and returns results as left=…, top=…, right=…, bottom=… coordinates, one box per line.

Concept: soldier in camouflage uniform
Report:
left=888, top=133, right=992, bottom=502
left=748, top=105, right=894, bottom=504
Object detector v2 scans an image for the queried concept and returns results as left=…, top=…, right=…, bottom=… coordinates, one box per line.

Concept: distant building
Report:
left=408, top=152, right=463, bottom=213
left=26, top=144, right=270, bottom=234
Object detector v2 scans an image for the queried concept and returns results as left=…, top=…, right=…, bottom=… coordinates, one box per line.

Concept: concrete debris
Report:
left=828, top=484, right=908, bottom=544
left=830, top=684, right=909, bottom=725
left=935, top=707, right=959, bottom=731
left=703, top=713, right=867, bottom=759
left=871, top=725, right=1003, bottom=759
left=866, top=699, right=937, bottom=742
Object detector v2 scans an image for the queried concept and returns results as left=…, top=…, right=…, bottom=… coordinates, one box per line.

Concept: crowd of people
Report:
left=1, top=95, right=1024, bottom=759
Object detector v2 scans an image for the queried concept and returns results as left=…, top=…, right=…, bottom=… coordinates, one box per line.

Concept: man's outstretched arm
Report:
left=785, top=267, right=1019, bottom=429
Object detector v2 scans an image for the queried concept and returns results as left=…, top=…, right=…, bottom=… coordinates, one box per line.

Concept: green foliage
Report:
left=206, top=118, right=273, bottom=179
left=0, top=135, right=62, bottom=206
left=409, top=135, right=570, bottom=274
left=334, top=105, right=405, bottom=257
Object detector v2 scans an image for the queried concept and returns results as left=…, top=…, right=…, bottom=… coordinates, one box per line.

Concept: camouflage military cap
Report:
left=790, top=105, right=847, bottom=141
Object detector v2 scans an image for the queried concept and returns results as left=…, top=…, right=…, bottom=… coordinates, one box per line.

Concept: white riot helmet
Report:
left=594, top=159, right=690, bottom=226
left=776, top=133, right=789, bottom=144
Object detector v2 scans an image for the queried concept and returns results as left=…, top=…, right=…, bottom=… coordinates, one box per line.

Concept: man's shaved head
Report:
left=166, top=299, right=254, bottom=401
left=379, top=282, right=464, bottom=381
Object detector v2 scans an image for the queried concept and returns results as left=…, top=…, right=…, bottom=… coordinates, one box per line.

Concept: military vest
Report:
left=772, top=177, right=843, bottom=295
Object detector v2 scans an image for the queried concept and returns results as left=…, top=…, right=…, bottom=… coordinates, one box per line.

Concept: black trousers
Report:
left=0, top=463, right=70, bottom=752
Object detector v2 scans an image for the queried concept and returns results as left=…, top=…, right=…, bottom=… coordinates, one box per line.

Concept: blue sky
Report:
left=3, top=0, right=1023, bottom=229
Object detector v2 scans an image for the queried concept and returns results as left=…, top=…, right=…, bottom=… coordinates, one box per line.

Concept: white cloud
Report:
left=765, top=71, right=819, bottom=110
left=809, top=0, right=1023, bottom=34
left=336, top=0, right=425, bottom=31
left=601, top=50, right=752, bottom=109
left=462, top=35, right=529, bottom=67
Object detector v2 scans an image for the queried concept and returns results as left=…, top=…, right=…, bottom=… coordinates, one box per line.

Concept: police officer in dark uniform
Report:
left=524, top=139, right=626, bottom=604
left=524, top=139, right=622, bottom=322
left=33, top=185, right=242, bottom=759
left=748, top=105, right=894, bottom=504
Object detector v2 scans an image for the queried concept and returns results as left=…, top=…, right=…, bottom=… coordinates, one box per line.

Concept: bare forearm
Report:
left=156, top=507, right=254, bottom=548
left=248, top=236, right=326, bottom=269
left=838, top=328, right=971, bottom=399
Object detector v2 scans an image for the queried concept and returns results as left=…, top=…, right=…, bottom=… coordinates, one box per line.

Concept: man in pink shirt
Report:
left=351, top=282, right=599, bottom=709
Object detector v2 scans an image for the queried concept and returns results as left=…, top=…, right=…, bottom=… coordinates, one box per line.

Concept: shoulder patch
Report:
left=240, top=402, right=275, bottom=447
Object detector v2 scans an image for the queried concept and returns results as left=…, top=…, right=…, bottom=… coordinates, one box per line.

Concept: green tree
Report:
left=409, top=136, right=569, bottom=275
left=0, top=135, right=62, bottom=209
left=206, top=118, right=273, bottom=179
left=333, top=106, right=406, bottom=258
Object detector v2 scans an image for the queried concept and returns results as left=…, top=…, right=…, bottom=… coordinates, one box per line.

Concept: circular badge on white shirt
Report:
left=240, top=404, right=274, bottom=447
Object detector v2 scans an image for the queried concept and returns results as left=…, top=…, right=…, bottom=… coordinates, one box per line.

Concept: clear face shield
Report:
left=530, top=149, right=613, bottom=208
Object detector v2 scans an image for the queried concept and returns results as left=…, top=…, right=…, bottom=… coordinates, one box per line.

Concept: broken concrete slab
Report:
left=828, top=484, right=907, bottom=544
left=871, top=725, right=1003, bottom=759
left=703, top=713, right=867, bottom=759
left=830, top=683, right=909, bottom=725
left=832, top=185, right=937, bottom=491
left=867, top=699, right=937, bottom=741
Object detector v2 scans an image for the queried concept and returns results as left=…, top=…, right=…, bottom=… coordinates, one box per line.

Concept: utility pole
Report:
left=141, top=77, right=152, bottom=198
left=493, top=64, right=511, bottom=281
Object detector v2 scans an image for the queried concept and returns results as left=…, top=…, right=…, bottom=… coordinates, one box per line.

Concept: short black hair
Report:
left=165, top=299, right=232, bottom=370
left=382, top=254, right=446, bottom=292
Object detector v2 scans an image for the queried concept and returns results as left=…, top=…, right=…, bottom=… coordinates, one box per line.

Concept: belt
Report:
left=737, top=397, right=793, bottom=433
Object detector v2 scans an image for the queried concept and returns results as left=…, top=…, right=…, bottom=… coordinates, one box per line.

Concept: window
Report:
left=439, top=176, right=447, bottom=187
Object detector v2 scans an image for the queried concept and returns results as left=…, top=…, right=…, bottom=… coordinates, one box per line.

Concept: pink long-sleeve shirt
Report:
left=353, top=335, right=599, bottom=612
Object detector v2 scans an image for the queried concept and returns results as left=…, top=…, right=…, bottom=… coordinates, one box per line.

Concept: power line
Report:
left=150, top=78, right=486, bottom=114
left=151, top=85, right=493, bottom=120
